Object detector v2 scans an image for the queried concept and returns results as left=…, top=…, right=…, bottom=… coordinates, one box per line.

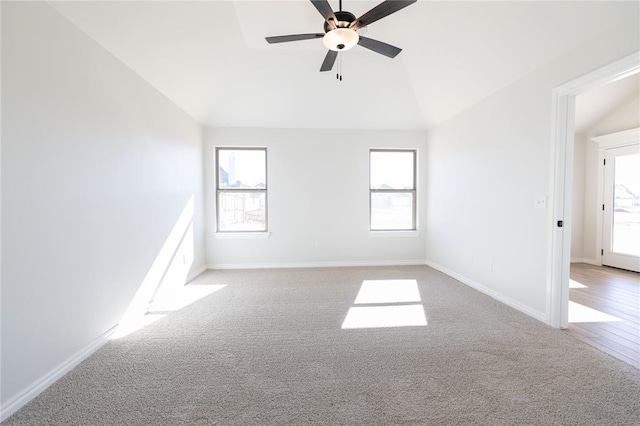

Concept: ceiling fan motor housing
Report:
left=324, top=11, right=357, bottom=31
left=323, top=11, right=359, bottom=51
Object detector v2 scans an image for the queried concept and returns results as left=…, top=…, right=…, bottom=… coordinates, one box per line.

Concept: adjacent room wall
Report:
left=204, top=127, right=428, bottom=268
left=581, top=136, right=601, bottom=262
left=1, top=2, right=205, bottom=413
left=424, top=18, right=639, bottom=321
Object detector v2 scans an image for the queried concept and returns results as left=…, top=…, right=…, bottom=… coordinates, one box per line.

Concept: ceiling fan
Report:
left=265, top=0, right=416, bottom=73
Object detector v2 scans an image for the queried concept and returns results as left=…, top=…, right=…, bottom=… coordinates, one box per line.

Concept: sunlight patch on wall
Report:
left=342, top=279, right=427, bottom=329
left=568, top=301, right=621, bottom=323
left=115, top=195, right=196, bottom=339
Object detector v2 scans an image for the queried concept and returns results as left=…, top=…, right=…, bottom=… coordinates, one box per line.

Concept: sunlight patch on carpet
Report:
left=354, top=279, right=421, bottom=304
left=343, top=279, right=427, bottom=329
left=342, top=304, right=427, bottom=329
left=111, top=313, right=166, bottom=339
left=112, top=284, right=227, bottom=339
left=149, top=284, right=227, bottom=312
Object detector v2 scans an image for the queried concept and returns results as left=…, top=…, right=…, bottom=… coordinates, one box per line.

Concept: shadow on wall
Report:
left=112, top=195, right=218, bottom=338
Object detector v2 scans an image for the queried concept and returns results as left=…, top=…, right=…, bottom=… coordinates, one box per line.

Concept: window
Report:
left=216, top=148, right=267, bottom=232
left=369, top=149, right=416, bottom=231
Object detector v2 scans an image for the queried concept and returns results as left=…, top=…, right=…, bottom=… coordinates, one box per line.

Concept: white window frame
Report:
left=369, top=149, right=417, bottom=231
left=215, top=147, right=268, bottom=233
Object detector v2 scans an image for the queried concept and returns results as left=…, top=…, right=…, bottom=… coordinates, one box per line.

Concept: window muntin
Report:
left=216, top=148, right=267, bottom=232
left=370, top=149, right=416, bottom=231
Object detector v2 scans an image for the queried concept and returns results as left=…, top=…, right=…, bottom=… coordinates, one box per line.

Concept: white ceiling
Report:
left=50, top=1, right=639, bottom=130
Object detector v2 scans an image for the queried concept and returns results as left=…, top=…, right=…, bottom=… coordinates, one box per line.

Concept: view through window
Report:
left=611, top=152, right=640, bottom=256
left=370, top=149, right=416, bottom=230
left=216, top=148, right=267, bottom=232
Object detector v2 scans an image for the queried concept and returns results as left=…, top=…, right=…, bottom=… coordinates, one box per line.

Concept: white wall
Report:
left=574, top=95, right=640, bottom=262
left=581, top=137, right=601, bottom=262
left=1, top=1, right=205, bottom=413
left=204, top=127, right=427, bottom=268
left=425, top=18, right=639, bottom=321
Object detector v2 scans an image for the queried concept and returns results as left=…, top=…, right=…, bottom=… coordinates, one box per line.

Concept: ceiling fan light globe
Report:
left=323, top=28, right=359, bottom=52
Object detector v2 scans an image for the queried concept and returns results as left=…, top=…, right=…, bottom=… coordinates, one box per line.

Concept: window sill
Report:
left=214, top=232, right=271, bottom=240
left=369, top=230, right=422, bottom=238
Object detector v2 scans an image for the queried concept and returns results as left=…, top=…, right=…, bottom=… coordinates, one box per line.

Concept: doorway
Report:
left=549, top=52, right=640, bottom=329
left=602, top=144, right=640, bottom=272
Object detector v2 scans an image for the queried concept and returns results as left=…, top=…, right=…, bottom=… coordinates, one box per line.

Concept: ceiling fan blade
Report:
left=351, top=0, right=417, bottom=30
left=320, top=50, right=338, bottom=72
left=266, top=33, right=325, bottom=44
left=357, top=36, right=402, bottom=58
left=310, top=0, right=337, bottom=26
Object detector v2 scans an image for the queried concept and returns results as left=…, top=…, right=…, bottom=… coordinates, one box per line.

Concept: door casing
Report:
left=549, top=52, right=640, bottom=329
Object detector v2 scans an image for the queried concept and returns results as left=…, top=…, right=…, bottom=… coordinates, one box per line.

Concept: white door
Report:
left=602, top=144, right=640, bottom=272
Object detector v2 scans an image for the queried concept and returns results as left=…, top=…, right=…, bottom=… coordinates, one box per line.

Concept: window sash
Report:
left=370, top=190, right=416, bottom=231
left=369, top=149, right=416, bottom=190
left=215, top=147, right=267, bottom=190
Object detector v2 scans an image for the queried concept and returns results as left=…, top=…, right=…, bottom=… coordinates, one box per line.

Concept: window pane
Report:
left=370, top=151, right=414, bottom=190
left=218, top=149, right=266, bottom=189
left=612, top=153, right=640, bottom=256
left=371, top=192, right=414, bottom=230
left=218, top=192, right=266, bottom=231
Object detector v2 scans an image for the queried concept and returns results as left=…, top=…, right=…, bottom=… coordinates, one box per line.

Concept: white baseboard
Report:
left=207, top=259, right=427, bottom=270
left=0, top=326, right=117, bottom=422
left=424, top=260, right=548, bottom=324
left=570, top=258, right=600, bottom=266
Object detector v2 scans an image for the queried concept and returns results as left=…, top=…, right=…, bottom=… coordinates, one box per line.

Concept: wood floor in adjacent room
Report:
left=567, top=263, right=640, bottom=369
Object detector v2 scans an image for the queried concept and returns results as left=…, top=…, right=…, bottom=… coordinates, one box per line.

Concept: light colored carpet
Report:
left=5, top=266, right=640, bottom=425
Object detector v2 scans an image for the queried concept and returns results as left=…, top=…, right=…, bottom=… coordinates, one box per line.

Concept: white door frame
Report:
left=548, top=52, right=640, bottom=329
left=601, top=141, right=640, bottom=272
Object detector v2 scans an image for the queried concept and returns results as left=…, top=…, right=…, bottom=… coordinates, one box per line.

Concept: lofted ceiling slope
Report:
left=50, top=1, right=639, bottom=130
left=575, top=73, right=640, bottom=134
